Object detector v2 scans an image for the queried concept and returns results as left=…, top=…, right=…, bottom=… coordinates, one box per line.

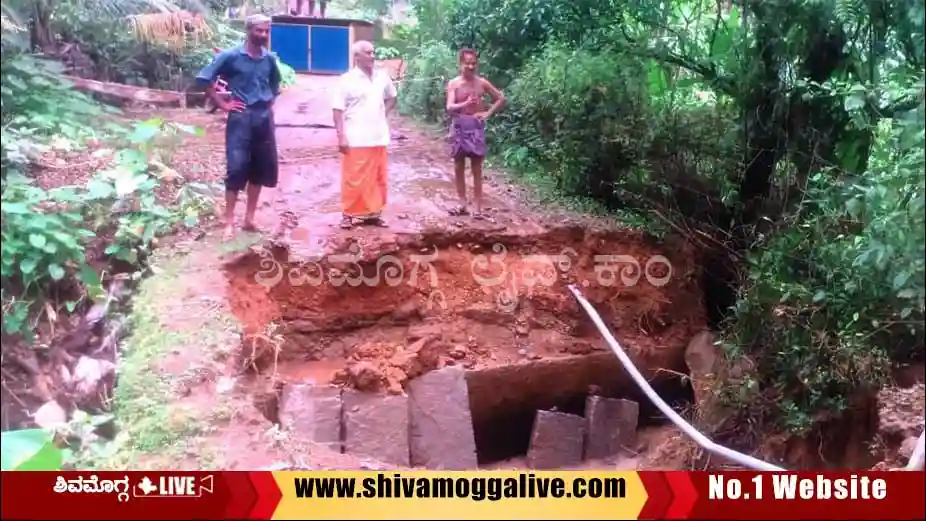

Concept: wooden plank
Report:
left=61, top=76, right=185, bottom=105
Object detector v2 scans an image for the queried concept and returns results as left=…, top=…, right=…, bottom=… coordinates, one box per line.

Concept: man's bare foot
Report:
left=223, top=225, right=235, bottom=241
left=242, top=222, right=263, bottom=234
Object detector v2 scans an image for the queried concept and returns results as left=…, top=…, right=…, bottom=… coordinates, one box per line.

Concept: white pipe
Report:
left=905, top=430, right=925, bottom=471
left=567, top=284, right=786, bottom=471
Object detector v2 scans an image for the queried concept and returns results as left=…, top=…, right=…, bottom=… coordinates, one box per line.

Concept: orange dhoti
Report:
left=341, top=146, right=388, bottom=219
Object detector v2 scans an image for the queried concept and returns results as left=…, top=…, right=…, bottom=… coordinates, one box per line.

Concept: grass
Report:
left=96, top=236, right=254, bottom=469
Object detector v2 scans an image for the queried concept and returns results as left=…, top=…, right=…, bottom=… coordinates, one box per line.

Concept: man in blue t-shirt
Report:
left=197, top=14, right=282, bottom=240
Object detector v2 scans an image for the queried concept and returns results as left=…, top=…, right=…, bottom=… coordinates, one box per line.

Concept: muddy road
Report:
left=251, top=75, right=548, bottom=256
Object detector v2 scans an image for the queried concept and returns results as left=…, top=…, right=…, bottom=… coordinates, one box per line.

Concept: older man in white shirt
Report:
left=331, top=40, right=398, bottom=229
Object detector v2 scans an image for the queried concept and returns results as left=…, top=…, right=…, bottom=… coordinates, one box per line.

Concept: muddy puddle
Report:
left=224, top=224, right=706, bottom=467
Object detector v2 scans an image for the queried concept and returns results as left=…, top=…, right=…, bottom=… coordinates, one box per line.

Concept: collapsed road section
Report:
left=225, top=225, right=705, bottom=468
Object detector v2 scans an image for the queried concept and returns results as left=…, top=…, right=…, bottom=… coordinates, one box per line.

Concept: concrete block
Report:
left=526, top=410, right=584, bottom=469
left=343, top=390, right=410, bottom=466
left=279, top=384, right=343, bottom=452
left=584, top=396, right=639, bottom=459
left=407, top=367, right=479, bottom=469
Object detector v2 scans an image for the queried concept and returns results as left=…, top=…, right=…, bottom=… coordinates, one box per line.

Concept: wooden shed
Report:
left=269, top=16, right=374, bottom=75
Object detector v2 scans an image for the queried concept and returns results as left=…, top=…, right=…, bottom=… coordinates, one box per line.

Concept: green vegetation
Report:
left=396, top=0, right=925, bottom=441
left=277, top=59, right=297, bottom=88
left=1, top=429, right=63, bottom=470
left=0, top=0, right=243, bottom=466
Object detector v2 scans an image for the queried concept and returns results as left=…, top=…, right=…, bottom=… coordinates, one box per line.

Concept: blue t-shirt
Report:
left=196, top=45, right=281, bottom=107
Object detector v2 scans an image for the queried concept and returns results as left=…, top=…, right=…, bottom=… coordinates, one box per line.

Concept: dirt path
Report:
left=111, top=75, right=706, bottom=471
left=253, top=75, right=546, bottom=258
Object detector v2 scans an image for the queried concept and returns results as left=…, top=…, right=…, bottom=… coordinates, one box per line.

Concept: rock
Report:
left=278, top=384, right=343, bottom=452
left=216, top=376, right=236, bottom=394
left=383, top=366, right=408, bottom=395
left=96, top=318, right=125, bottom=357
left=389, top=350, right=423, bottom=379
left=461, top=304, right=512, bottom=325
left=84, top=300, right=111, bottom=331
left=584, top=396, right=639, bottom=459
left=685, top=331, right=718, bottom=375
left=59, top=365, right=72, bottom=383
left=898, top=435, right=921, bottom=459
left=407, top=321, right=444, bottom=342
left=388, top=336, right=444, bottom=382
left=33, top=400, right=68, bottom=429
left=407, top=367, right=478, bottom=469
left=343, top=390, right=410, bottom=466
left=527, top=410, right=585, bottom=469
left=71, top=356, right=117, bottom=411
left=391, top=300, right=420, bottom=322
left=345, top=361, right=387, bottom=393
left=685, top=331, right=719, bottom=407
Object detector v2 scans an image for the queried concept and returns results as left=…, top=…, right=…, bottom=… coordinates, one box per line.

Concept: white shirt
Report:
left=331, top=67, right=398, bottom=148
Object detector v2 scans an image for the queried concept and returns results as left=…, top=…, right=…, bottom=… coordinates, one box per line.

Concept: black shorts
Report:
left=225, top=102, right=279, bottom=192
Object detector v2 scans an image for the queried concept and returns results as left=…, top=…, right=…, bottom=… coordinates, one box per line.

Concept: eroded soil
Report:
left=3, top=74, right=709, bottom=470
left=225, top=226, right=705, bottom=397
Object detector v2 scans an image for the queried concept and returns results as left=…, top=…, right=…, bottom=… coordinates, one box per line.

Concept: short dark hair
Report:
left=458, top=48, right=478, bottom=62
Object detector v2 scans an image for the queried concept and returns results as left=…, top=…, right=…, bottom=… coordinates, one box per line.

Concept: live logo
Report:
left=157, top=476, right=197, bottom=496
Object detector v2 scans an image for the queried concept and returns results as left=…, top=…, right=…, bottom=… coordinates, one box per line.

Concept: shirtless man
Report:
left=445, top=48, right=505, bottom=218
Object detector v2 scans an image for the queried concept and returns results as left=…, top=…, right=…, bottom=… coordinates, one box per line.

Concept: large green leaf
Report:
left=0, top=429, right=63, bottom=471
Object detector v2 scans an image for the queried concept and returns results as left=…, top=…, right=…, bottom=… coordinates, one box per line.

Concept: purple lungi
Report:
left=449, top=115, right=487, bottom=158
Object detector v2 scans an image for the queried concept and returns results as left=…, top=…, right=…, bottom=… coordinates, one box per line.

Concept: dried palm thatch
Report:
left=128, top=11, right=213, bottom=49
left=2, top=5, right=25, bottom=34
left=1, top=14, right=18, bottom=33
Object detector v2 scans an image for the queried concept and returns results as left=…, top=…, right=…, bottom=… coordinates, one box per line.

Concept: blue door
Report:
left=309, top=25, right=350, bottom=74
left=270, top=24, right=309, bottom=73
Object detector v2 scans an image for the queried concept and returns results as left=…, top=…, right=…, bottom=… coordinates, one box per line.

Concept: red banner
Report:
left=639, top=471, right=925, bottom=520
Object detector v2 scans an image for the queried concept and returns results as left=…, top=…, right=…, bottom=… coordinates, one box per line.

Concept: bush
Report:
left=725, top=116, right=926, bottom=434
left=277, top=60, right=297, bottom=89
left=397, top=41, right=458, bottom=123
left=491, top=45, right=651, bottom=196
left=491, top=43, right=739, bottom=212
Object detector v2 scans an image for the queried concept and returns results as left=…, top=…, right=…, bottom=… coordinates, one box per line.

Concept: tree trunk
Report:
left=30, top=0, right=57, bottom=54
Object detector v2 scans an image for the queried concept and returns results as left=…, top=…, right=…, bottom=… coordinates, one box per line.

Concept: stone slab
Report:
left=407, top=367, right=479, bottom=469
left=278, top=384, right=343, bottom=452
left=526, top=410, right=585, bottom=469
left=584, top=396, right=639, bottom=459
left=343, top=390, right=410, bottom=466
